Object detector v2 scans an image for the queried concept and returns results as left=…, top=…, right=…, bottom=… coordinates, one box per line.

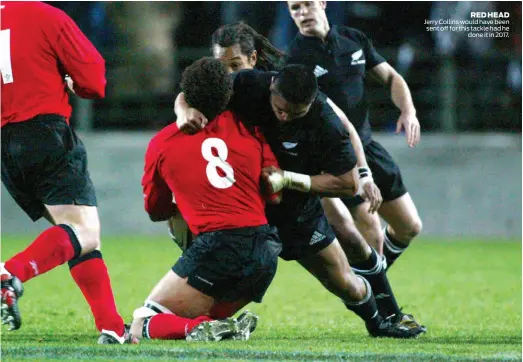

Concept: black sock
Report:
left=344, top=276, right=382, bottom=330
left=67, top=250, right=102, bottom=269
left=383, top=227, right=407, bottom=269
left=352, top=248, right=401, bottom=318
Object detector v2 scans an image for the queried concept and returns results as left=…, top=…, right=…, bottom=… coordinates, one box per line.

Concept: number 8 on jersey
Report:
left=201, top=138, right=236, bottom=189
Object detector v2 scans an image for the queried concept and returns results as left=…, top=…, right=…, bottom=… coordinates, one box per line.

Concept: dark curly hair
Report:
left=180, top=57, right=233, bottom=121
left=272, top=64, right=318, bottom=105
left=211, top=22, right=287, bottom=71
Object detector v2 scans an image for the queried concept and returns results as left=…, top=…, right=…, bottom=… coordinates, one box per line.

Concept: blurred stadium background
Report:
left=2, top=1, right=521, bottom=238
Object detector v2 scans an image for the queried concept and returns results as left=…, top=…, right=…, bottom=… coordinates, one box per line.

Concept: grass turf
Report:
left=1, top=235, right=521, bottom=361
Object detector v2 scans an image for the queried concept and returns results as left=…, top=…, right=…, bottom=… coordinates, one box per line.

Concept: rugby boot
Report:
left=393, top=310, right=427, bottom=334
left=186, top=317, right=238, bottom=342
left=1, top=273, right=24, bottom=331
left=233, top=310, right=258, bottom=340
left=367, top=315, right=424, bottom=339
left=186, top=311, right=259, bottom=342
left=98, top=324, right=139, bottom=344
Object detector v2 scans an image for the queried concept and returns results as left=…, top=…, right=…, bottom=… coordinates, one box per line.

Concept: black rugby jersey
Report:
left=287, top=25, right=386, bottom=145
left=229, top=69, right=357, bottom=221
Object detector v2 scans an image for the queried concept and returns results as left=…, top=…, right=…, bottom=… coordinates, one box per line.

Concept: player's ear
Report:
left=269, top=77, right=276, bottom=92
left=319, top=1, right=327, bottom=10
left=250, top=50, right=257, bottom=68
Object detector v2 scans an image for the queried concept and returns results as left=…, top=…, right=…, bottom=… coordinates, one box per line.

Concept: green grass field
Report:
left=1, top=235, right=521, bottom=361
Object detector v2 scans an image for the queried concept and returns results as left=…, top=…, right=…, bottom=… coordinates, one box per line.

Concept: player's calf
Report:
left=351, top=248, right=426, bottom=333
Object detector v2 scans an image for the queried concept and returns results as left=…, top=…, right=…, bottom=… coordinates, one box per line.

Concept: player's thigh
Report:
left=297, top=239, right=360, bottom=296
left=1, top=121, right=46, bottom=221
left=322, top=197, right=355, bottom=227
left=3, top=116, right=98, bottom=223
left=37, top=122, right=98, bottom=214
left=379, top=193, right=422, bottom=237
left=174, top=225, right=280, bottom=308
left=209, top=299, right=251, bottom=319
left=322, top=198, right=370, bottom=262
left=365, top=140, right=407, bottom=203
left=147, top=270, right=215, bottom=319
left=276, top=212, right=335, bottom=262
left=298, top=239, right=350, bottom=278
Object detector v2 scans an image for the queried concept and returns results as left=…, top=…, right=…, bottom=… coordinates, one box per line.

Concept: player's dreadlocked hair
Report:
left=180, top=57, right=233, bottom=121
left=211, top=22, right=287, bottom=71
left=272, top=64, right=318, bottom=105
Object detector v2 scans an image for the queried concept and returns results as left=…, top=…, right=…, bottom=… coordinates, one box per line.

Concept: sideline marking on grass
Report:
left=2, top=346, right=522, bottom=361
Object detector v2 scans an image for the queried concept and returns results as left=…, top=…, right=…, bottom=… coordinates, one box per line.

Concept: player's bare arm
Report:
left=370, top=62, right=420, bottom=148
left=174, top=92, right=208, bottom=134
left=326, top=98, right=382, bottom=213
left=262, top=166, right=357, bottom=198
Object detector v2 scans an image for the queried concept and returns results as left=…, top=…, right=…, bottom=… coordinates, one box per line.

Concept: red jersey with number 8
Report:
left=0, top=2, right=106, bottom=127
left=142, top=111, right=279, bottom=235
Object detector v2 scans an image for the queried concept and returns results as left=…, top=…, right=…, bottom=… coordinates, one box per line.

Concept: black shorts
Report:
left=172, top=225, right=281, bottom=303
left=1, top=115, right=97, bottom=221
left=343, top=140, right=407, bottom=208
left=275, top=213, right=336, bottom=261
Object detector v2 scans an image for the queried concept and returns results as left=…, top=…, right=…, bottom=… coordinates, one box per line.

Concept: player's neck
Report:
left=301, top=24, right=330, bottom=43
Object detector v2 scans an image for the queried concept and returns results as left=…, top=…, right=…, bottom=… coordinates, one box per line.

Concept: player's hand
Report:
left=65, top=75, right=75, bottom=94
left=261, top=166, right=285, bottom=193
left=360, top=181, right=382, bottom=214
left=176, top=108, right=208, bottom=135
left=167, top=215, right=192, bottom=251
left=396, top=112, right=420, bottom=148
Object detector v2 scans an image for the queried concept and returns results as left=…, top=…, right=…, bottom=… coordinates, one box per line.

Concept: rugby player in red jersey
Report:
left=1, top=2, right=127, bottom=344
left=131, top=57, right=282, bottom=342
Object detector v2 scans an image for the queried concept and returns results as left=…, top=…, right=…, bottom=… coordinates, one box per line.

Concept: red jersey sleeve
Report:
left=255, top=127, right=279, bottom=169
left=142, top=137, right=177, bottom=222
left=254, top=126, right=282, bottom=203
left=48, top=9, right=106, bottom=99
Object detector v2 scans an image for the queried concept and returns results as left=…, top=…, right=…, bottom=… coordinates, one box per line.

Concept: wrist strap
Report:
left=283, top=171, right=312, bottom=192
left=357, top=167, right=373, bottom=195
left=267, top=170, right=312, bottom=193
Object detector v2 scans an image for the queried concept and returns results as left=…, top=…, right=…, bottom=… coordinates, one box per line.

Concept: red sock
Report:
left=69, top=252, right=124, bottom=335
left=147, top=314, right=213, bottom=339
left=5, top=225, right=80, bottom=282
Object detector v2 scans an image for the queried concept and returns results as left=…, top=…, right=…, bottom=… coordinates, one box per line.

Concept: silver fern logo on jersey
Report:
left=351, top=49, right=366, bottom=65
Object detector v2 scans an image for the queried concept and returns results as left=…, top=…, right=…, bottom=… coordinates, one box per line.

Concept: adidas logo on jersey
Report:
left=309, top=231, right=326, bottom=245
left=351, top=49, right=366, bottom=65
left=313, top=65, right=328, bottom=78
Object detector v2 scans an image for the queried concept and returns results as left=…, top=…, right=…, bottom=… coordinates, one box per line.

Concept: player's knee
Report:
left=130, top=301, right=170, bottom=340
left=74, top=224, right=101, bottom=253
left=390, top=215, right=422, bottom=242
left=359, top=219, right=384, bottom=244
left=131, top=306, right=156, bottom=340
left=406, top=217, right=422, bottom=240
